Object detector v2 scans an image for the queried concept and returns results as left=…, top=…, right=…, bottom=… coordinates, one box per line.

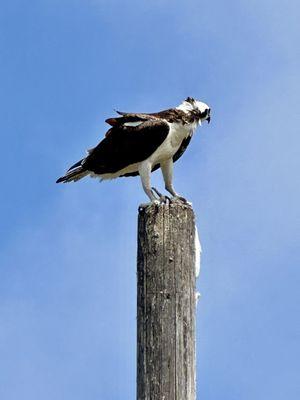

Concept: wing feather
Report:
left=105, top=112, right=155, bottom=127
left=82, top=119, right=169, bottom=175
left=173, top=135, right=192, bottom=163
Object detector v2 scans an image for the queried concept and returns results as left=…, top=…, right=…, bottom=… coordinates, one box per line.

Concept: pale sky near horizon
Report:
left=0, top=1, right=299, bottom=399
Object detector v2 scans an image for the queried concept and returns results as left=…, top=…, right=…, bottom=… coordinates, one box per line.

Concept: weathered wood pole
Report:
left=137, top=202, right=196, bottom=400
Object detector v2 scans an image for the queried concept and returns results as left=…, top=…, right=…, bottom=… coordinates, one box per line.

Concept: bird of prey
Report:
left=56, top=97, right=211, bottom=203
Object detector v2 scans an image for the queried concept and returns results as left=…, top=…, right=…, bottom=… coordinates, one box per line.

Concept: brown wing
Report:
left=81, top=119, right=170, bottom=175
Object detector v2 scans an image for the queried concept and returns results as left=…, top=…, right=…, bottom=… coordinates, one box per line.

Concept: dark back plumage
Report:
left=82, top=119, right=169, bottom=175
left=56, top=104, right=201, bottom=183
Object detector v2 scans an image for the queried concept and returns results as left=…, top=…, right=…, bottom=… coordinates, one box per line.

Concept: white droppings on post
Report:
left=195, top=225, right=202, bottom=279
left=195, top=291, right=201, bottom=306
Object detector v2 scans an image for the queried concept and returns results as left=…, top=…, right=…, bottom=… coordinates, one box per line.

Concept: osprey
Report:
left=56, top=97, right=211, bottom=203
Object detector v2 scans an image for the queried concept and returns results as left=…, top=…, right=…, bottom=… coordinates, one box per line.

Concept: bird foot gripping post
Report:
left=137, top=202, right=197, bottom=400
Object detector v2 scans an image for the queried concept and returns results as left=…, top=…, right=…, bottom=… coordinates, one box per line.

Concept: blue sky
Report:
left=0, top=0, right=299, bottom=399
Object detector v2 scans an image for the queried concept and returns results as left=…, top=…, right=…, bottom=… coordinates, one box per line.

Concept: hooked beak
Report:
left=206, top=108, right=211, bottom=124
left=199, top=107, right=211, bottom=125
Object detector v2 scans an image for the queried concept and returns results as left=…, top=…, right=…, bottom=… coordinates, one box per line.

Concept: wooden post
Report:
left=137, top=202, right=196, bottom=400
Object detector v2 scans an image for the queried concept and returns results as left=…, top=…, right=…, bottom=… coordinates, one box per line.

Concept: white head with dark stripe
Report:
left=177, top=97, right=211, bottom=124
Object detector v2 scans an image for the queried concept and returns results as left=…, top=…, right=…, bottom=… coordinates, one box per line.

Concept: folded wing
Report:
left=82, top=117, right=170, bottom=175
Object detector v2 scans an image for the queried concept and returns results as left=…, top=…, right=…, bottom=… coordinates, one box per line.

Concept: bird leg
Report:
left=139, top=161, right=159, bottom=203
left=151, top=187, right=171, bottom=204
left=161, top=159, right=189, bottom=203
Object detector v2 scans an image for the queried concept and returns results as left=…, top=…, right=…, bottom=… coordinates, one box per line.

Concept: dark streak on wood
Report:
left=137, top=203, right=196, bottom=400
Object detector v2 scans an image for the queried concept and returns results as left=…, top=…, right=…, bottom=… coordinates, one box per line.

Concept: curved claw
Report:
left=151, top=187, right=171, bottom=204
left=177, top=196, right=188, bottom=203
left=170, top=195, right=191, bottom=205
left=151, top=199, right=160, bottom=205
left=160, top=195, right=171, bottom=204
left=151, top=187, right=163, bottom=198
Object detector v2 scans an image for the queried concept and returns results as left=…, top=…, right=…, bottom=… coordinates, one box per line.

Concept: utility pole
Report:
left=137, top=202, right=196, bottom=400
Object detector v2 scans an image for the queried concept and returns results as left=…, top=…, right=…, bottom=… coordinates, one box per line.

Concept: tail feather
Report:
left=56, top=164, right=88, bottom=183
left=67, top=159, right=84, bottom=172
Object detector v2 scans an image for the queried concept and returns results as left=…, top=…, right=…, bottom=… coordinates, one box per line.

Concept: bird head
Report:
left=177, top=97, right=211, bottom=124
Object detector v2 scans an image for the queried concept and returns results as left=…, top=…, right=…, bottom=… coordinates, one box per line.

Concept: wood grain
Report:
left=137, top=202, right=196, bottom=400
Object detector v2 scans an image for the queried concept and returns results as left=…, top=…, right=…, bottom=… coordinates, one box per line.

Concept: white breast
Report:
left=94, top=120, right=198, bottom=181
left=148, top=121, right=197, bottom=165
